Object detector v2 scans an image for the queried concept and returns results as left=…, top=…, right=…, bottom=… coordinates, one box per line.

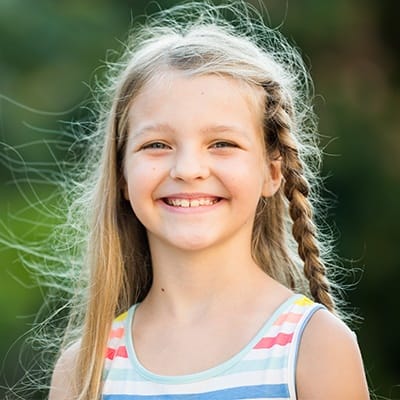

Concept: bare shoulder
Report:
left=48, top=341, right=80, bottom=400
left=296, top=309, right=370, bottom=400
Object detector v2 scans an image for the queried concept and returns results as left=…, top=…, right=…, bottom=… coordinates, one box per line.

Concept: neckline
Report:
left=126, top=293, right=303, bottom=384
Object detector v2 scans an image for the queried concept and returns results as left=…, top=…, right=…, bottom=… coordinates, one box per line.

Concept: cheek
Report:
left=223, top=157, right=265, bottom=191
left=124, top=160, right=162, bottom=206
left=124, top=161, right=146, bottom=200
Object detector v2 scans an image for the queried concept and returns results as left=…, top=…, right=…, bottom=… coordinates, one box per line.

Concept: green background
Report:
left=1, top=0, right=399, bottom=398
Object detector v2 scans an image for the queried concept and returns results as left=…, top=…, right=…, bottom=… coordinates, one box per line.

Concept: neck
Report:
left=141, top=238, right=269, bottom=321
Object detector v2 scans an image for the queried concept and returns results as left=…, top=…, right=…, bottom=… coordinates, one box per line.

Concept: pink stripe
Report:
left=254, top=332, right=293, bottom=349
left=106, top=345, right=128, bottom=360
left=109, top=327, right=124, bottom=339
left=273, top=312, right=302, bottom=326
left=106, top=347, right=116, bottom=360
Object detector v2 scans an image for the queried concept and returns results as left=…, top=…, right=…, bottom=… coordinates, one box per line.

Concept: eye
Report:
left=141, top=141, right=170, bottom=150
left=210, top=141, right=238, bottom=149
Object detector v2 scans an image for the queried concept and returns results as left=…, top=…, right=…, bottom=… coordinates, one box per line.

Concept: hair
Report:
left=14, top=2, right=343, bottom=399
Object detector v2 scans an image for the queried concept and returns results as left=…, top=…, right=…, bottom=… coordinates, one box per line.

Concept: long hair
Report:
left=48, top=2, right=341, bottom=398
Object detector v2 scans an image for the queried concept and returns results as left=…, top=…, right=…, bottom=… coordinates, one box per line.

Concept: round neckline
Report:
left=125, top=293, right=303, bottom=384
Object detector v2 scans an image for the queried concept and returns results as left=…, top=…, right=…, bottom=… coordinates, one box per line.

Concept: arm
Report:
left=48, top=342, right=80, bottom=400
left=296, top=309, right=370, bottom=400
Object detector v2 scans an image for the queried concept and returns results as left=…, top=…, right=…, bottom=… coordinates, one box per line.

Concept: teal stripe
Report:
left=228, top=355, right=288, bottom=374
left=105, top=368, right=140, bottom=382
left=105, top=355, right=288, bottom=382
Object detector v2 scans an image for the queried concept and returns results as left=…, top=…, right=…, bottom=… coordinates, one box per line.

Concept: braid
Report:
left=282, top=145, right=335, bottom=312
left=262, top=82, right=336, bottom=312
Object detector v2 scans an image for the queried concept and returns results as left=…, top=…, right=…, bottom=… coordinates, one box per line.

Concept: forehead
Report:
left=127, top=70, right=266, bottom=128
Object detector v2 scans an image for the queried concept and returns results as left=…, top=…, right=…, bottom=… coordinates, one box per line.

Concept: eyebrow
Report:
left=131, top=123, right=176, bottom=137
left=132, top=123, right=248, bottom=137
left=200, top=124, right=248, bottom=136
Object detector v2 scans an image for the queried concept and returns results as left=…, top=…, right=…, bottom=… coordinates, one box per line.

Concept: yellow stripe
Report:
left=295, top=296, right=313, bottom=306
left=114, top=311, right=128, bottom=322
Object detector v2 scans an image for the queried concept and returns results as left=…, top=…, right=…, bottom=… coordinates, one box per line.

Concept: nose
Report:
left=169, top=147, right=210, bottom=181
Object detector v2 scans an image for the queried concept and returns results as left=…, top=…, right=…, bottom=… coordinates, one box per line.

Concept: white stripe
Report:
left=107, top=357, right=134, bottom=370
left=244, top=345, right=290, bottom=360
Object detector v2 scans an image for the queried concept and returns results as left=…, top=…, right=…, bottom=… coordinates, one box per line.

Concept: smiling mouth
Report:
left=162, top=197, right=221, bottom=208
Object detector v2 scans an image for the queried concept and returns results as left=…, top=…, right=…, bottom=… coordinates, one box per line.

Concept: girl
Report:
left=48, top=2, right=369, bottom=399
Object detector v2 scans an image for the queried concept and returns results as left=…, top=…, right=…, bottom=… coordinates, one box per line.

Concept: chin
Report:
left=167, top=234, right=218, bottom=252
left=174, top=240, right=214, bottom=252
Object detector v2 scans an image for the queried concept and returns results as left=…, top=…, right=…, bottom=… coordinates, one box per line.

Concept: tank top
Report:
left=102, top=294, right=324, bottom=399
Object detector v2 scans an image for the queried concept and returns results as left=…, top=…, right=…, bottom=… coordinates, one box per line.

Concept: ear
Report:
left=262, top=157, right=283, bottom=198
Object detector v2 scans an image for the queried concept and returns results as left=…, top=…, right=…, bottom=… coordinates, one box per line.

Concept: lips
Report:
left=162, top=197, right=221, bottom=208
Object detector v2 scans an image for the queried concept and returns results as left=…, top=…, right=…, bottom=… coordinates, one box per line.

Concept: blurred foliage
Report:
left=1, top=0, right=399, bottom=398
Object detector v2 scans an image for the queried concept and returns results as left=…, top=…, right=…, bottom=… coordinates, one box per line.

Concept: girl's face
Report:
left=123, top=71, right=282, bottom=254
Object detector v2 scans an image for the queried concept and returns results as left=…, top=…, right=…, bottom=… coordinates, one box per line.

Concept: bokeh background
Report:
left=0, top=0, right=399, bottom=398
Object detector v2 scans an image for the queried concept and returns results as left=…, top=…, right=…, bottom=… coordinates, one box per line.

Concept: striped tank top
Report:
left=102, top=294, right=324, bottom=400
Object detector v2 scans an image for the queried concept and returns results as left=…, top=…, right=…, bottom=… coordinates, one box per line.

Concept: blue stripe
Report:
left=103, top=384, right=289, bottom=399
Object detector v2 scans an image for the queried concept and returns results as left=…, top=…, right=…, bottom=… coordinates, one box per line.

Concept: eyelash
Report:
left=139, top=140, right=238, bottom=151
left=210, top=141, right=238, bottom=149
left=141, top=142, right=170, bottom=150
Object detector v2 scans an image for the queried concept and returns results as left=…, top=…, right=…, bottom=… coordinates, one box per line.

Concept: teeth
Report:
left=165, top=198, right=219, bottom=208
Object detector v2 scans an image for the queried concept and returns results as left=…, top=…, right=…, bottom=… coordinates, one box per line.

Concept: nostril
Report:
left=169, top=161, right=210, bottom=181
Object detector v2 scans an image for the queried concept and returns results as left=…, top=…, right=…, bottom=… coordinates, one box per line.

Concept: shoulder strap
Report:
left=286, top=296, right=326, bottom=398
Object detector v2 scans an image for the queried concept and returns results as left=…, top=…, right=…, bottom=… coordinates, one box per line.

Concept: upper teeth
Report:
left=166, top=198, right=218, bottom=207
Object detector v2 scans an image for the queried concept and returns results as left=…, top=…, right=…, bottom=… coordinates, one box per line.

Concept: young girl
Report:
left=48, top=2, right=369, bottom=399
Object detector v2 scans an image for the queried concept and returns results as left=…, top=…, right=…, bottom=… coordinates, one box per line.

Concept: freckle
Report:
left=161, top=288, right=165, bottom=292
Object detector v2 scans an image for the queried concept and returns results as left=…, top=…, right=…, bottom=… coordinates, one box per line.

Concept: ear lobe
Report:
left=262, top=159, right=283, bottom=197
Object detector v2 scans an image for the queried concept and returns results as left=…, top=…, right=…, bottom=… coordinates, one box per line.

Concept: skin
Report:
left=49, top=71, right=369, bottom=399
left=123, top=72, right=280, bottom=255
left=49, top=341, right=79, bottom=400
left=122, top=71, right=288, bottom=375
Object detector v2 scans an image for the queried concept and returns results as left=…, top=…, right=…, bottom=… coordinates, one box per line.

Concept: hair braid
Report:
left=282, top=137, right=335, bottom=312
left=262, top=83, right=336, bottom=312
left=285, top=160, right=334, bottom=308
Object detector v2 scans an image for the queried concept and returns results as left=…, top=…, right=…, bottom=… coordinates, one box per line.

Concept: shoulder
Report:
left=48, top=341, right=80, bottom=400
left=296, top=308, right=370, bottom=400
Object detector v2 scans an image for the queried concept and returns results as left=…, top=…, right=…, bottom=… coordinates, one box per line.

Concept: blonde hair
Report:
left=39, top=2, right=341, bottom=399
